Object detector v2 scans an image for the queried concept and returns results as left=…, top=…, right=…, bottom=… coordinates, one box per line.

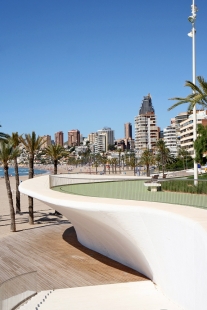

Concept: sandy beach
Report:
left=0, top=163, right=138, bottom=239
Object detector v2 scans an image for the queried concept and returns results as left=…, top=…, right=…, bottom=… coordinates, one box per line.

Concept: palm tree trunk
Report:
left=147, top=165, right=150, bottom=177
left=54, top=160, right=58, bottom=175
left=28, top=196, right=34, bottom=225
left=14, top=157, right=21, bottom=213
left=4, top=166, right=16, bottom=232
left=28, top=154, right=34, bottom=224
left=29, top=154, right=34, bottom=178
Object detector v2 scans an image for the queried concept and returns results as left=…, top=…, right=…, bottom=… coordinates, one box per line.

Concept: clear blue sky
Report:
left=0, top=0, right=206, bottom=141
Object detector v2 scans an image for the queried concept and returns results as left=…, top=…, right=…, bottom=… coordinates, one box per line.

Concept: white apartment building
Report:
left=95, top=133, right=107, bottom=154
left=97, top=127, right=114, bottom=145
left=180, top=110, right=207, bottom=157
left=163, top=126, right=177, bottom=157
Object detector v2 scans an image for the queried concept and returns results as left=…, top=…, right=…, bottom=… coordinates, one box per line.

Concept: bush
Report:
left=161, top=179, right=207, bottom=194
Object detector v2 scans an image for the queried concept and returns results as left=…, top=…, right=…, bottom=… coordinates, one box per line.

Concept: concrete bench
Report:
left=144, top=181, right=161, bottom=192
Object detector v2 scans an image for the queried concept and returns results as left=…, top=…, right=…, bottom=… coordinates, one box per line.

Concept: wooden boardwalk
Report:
left=0, top=222, right=148, bottom=292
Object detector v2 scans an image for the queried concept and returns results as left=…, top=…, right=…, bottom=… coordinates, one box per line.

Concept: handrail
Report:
left=49, top=174, right=150, bottom=189
left=0, top=271, right=37, bottom=310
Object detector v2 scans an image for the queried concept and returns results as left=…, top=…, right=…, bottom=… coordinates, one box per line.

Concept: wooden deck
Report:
left=0, top=222, right=148, bottom=292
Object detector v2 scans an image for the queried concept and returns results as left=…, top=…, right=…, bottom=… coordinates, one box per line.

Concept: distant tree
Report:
left=178, top=147, right=190, bottom=170
left=0, top=141, right=18, bottom=232
left=139, top=149, right=155, bottom=177
left=19, top=132, right=44, bottom=224
left=108, top=144, right=116, bottom=151
left=156, top=140, right=175, bottom=177
left=45, top=144, right=66, bottom=174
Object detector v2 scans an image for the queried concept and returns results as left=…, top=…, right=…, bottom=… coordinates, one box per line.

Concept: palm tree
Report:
left=0, top=125, right=10, bottom=142
left=45, top=144, right=66, bottom=174
left=0, top=141, right=17, bottom=232
left=168, top=76, right=207, bottom=111
left=139, top=149, right=155, bottom=177
left=178, top=147, right=189, bottom=170
left=194, top=124, right=207, bottom=164
left=9, top=133, right=21, bottom=213
left=19, top=132, right=44, bottom=224
left=156, top=140, right=175, bottom=177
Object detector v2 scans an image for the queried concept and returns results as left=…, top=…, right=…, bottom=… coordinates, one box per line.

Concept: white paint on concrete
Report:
left=19, top=281, right=182, bottom=310
left=19, top=174, right=207, bottom=310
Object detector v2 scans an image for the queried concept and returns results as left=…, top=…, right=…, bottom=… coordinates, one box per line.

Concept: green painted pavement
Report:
left=52, top=180, right=207, bottom=210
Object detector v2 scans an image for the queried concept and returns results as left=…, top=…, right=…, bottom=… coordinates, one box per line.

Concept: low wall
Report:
left=19, top=174, right=207, bottom=310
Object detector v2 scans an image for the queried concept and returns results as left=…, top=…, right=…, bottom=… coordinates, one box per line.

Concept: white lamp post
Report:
left=188, top=0, right=198, bottom=184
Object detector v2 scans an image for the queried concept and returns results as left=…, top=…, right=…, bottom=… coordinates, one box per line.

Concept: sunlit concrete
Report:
left=19, top=174, right=207, bottom=310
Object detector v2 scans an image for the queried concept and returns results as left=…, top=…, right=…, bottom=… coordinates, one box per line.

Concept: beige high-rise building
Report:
left=41, top=135, right=51, bottom=149
left=68, top=129, right=80, bottom=146
left=180, top=110, right=207, bottom=157
left=55, top=131, right=64, bottom=146
left=124, top=123, right=132, bottom=139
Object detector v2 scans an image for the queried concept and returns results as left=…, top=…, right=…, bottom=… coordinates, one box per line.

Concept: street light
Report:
left=188, top=0, right=198, bottom=185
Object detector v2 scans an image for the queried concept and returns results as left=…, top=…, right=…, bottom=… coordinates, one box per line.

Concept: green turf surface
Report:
left=52, top=179, right=207, bottom=210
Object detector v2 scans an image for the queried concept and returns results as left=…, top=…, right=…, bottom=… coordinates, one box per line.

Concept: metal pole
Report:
left=191, top=0, right=198, bottom=184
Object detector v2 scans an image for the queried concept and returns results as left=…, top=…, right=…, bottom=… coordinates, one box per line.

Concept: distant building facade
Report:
left=41, top=135, right=51, bottom=149
left=180, top=110, right=207, bottom=157
left=124, top=123, right=132, bottom=139
left=135, top=94, right=160, bottom=154
left=68, top=129, right=80, bottom=147
left=97, top=127, right=114, bottom=152
left=55, top=131, right=64, bottom=146
left=163, top=126, right=177, bottom=157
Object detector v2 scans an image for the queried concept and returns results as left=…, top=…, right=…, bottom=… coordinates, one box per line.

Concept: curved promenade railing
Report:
left=0, top=271, right=37, bottom=310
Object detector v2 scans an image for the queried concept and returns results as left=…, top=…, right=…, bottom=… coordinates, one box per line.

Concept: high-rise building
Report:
left=163, top=126, right=177, bottom=157
left=124, top=123, right=132, bottom=139
left=180, top=110, right=207, bottom=157
left=41, top=135, right=51, bottom=149
left=97, top=127, right=114, bottom=151
left=68, top=129, right=80, bottom=147
left=55, top=131, right=64, bottom=146
left=134, top=94, right=160, bottom=153
left=174, top=112, right=189, bottom=148
left=88, top=132, right=97, bottom=144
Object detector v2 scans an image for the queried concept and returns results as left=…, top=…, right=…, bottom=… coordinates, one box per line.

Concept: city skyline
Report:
left=1, top=1, right=207, bottom=139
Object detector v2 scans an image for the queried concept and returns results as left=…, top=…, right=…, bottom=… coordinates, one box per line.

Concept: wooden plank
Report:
left=0, top=223, right=148, bottom=292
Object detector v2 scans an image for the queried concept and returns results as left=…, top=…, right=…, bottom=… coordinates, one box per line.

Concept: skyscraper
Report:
left=55, top=131, right=64, bottom=146
left=68, top=129, right=80, bottom=147
left=135, top=94, right=160, bottom=153
left=124, top=123, right=132, bottom=139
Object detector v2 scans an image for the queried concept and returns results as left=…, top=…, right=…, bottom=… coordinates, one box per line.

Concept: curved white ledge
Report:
left=19, top=174, right=207, bottom=310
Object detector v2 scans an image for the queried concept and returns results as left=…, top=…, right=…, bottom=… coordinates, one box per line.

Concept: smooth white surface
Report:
left=19, top=174, right=207, bottom=310
left=19, top=282, right=182, bottom=310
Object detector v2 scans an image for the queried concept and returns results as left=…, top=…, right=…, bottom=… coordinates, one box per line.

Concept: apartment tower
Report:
left=68, top=129, right=80, bottom=147
left=124, top=123, right=132, bottom=139
left=134, top=94, right=160, bottom=154
left=55, top=131, right=64, bottom=146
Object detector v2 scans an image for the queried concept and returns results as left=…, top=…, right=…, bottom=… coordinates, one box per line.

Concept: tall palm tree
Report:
left=139, top=149, right=155, bottom=177
left=168, top=76, right=207, bottom=111
left=19, top=132, right=44, bottom=224
left=0, top=141, right=17, bottom=232
left=45, top=144, right=66, bottom=174
left=9, top=132, right=21, bottom=213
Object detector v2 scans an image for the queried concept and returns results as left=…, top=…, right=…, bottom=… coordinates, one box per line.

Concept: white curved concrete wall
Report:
left=19, top=174, right=207, bottom=310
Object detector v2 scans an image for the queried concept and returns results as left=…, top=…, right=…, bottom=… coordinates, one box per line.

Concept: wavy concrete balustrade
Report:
left=19, top=174, right=207, bottom=310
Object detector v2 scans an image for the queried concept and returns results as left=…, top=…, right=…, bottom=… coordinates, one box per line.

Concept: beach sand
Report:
left=0, top=163, right=137, bottom=238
